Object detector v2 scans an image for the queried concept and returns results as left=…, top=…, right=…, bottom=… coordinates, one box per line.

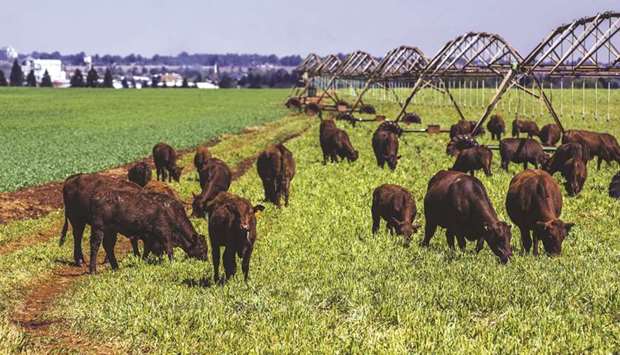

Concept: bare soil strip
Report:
left=8, top=125, right=310, bottom=354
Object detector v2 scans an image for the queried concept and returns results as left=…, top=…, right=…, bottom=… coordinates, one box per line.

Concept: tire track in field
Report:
left=8, top=123, right=311, bottom=354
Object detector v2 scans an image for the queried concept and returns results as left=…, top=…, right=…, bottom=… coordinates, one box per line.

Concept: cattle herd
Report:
left=57, top=114, right=620, bottom=283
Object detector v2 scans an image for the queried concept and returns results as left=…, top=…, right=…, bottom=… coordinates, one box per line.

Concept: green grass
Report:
left=48, top=95, right=619, bottom=353
left=0, top=88, right=288, bottom=192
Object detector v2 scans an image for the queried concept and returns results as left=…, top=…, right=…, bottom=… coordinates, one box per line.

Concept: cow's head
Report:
left=564, top=160, right=587, bottom=196
left=185, top=233, right=209, bottom=260
left=346, top=149, right=359, bottom=162
left=191, top=193, right=207, bottom=218
left=395, top=221, right=420, bottom=247
left=534, top=219, right=574, bottom=256
left=171, top=166, right=184, bottom=182
left=386, top=155, right=401, bottom=170
left=483, top=221, right=513, bottom=264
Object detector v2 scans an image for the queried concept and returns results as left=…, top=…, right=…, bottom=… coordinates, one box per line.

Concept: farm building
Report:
left=21, top=58, right=69, bottom=86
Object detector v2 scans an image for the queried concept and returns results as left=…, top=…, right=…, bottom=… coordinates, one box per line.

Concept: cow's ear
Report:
left=565, top=222, right=575, bottom=234
left=253, top=204, right=265, bottom=213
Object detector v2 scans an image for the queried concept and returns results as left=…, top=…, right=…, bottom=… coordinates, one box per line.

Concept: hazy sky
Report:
left=0, top=0, right=617, bottom=58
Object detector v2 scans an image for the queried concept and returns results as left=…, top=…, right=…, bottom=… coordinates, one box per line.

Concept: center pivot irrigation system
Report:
left=287, top=10, right=620, bottom=134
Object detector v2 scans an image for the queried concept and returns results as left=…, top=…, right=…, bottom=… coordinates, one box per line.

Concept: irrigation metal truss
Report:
left=288, top=53, right=322, bottom=100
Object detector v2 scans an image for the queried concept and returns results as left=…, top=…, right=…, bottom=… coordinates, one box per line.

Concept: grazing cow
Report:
left=153, top=143, right=184, bottom=182
left=486, top=114, right=505, bottom=141
left=543, top=142, right=590, bottom=175
left=371, top=184, right=419, bottom=246
left=376, top=120, right=404, bottom=137
left=609, top=172, right=620, bottom=198
left=562, top=130, right=620, bottom=169
left=127, top=162, right=152, bottom=187
left=319, top=120, right=359, bottom=164
left=446, top=135, right=479, bottom=157
left=372, top=128, right=400, bottom=170
left=538, top=124, right=561, bottom=146
left=60, top=173, right=141, bottom=266
left=512, top=119, right=540, bottom=138
left=87, top=188, right=209, bottom=273
left=205, top=192, right=264, bottom=283
left=451, top=146, right=493, bottom=177
left=193, top=146, right=212, bottom=171
left=560, top=158, right=587, bottom=196
left=402, top=113, right=422, bottom=124
left=506, top=169, right=574, bottom=256
left=192, top=158, right=232, bottom=217
left=422, top=170, right=513, bottom=263
left=500, top=138, right=548, bottom=171
left=450, top=120, right=484, bottom=139
left=257, top=144, right=296, bottom=207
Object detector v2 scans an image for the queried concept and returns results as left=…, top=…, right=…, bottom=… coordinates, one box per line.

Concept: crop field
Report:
left=0, top=88, right=288, bottom=192
left=0, top=89, right=618, bottom=353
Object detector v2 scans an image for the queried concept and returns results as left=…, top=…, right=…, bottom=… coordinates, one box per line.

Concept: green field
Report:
left=0, top=89, right=619, bottom=353
left=0, top=88, right=288, bottom=192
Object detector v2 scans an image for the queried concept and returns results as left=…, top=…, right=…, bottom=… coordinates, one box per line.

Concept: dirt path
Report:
left=8, top=125, right=310, bottom=354
left=0, top=138, right=219, bottom=226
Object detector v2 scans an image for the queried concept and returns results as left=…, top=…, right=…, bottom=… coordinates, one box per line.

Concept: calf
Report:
left=319, top=120, right=358, bottom=164
left=512, top=119, right=540, bottom=138
left=562, top=130, right=620, bottom=169
left=506, top=169, right=574, bottom=256
left=60, top=173, right=141, bottom=266
left=257, top=144, right=296, bottom=207
left=446, top=135, right=479, bottom=157
left=543, top=142, right=589, bottom=175
left=193, top=146, right=212, bottom=171
left=127, top=162, right=152, bottom=187
left=371, top=184, right=419, bottom=246
left=538, top=124, right=561, bottom=146
left=609, top=172, right=620, bottom=198
left=153, top=142, right=184, bottom=182
left=500, top=138, right=548, bottom=171
left=561, top=158, right=587, bottom=196
left=192, top=158, right=232, bottom=217
left=451, top=146, right=493, bottom=177
left=372, top=128, right=400, bottom=170
left=450, top=120, right=484, bottom=139
left=422, top=170, right=513, bottom=263
left=88, top=188, right=209, bottom=273
left=486, top=114, right=505, bottom=141
left=205, top=192, right=264, bottom=283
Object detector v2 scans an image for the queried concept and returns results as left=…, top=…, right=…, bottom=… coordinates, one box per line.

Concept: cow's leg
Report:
left=501, top=159, right=508, bottom=171
left=520, top=227, right=531, bottom=254
left=130, top=237, right=141, bottom=257
left=71, top=221, right=86, bottom=266
left=523, top=161, right=528, bottom=170
left=102, top=232, right=119, bottom=270
left=421, top=222, right=437, bottom=247
left=210, top=236, right=220, bottom=283
left=283, top=179, right=291, bottom=207
left=274, top=180, right=282, bottom=207
left=371, top=208, right=380, bottom=234
left=597, top=156, right=602, bottom=170
left=322, top=151, right=328, bottom=165
left=241, top=245, right=253, bottom=282
left=457, top=235, right=467, bottom=251
left=475, top=236, right=484, bottom=253
left=445, top=230, right=455, bottom=250
left=532, top=234, right=540, bottom=256
left=223, top=247, right=237, bottom=281
left=469, top=170, right=474, bottom=176
left=89, top=228, right=104, bottom=274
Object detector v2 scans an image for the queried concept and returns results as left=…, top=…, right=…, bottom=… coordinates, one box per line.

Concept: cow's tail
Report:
left=511, top=121, right=518, bottom=137
left=59, top=212, right=69, bottom=246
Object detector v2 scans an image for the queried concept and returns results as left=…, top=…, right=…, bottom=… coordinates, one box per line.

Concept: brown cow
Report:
left=450, top=120, right=484, bottom=139
left=446, top=135, right=479, bottom=156
left=319, top=120, right=358, bottom=164
left=609, top=172, right=620, bottom=198
left=451, top=146, right=493, bottom=177
left=487, top=114, right=505, bottom=141
left=153, top=142, right=184, bottom=182
left=500, top=138, right=548, bottom=171
left=506, top=169, right=574, bottom=256
left=371, top=184, right=420, bottom=246
left=512, top=119, right=540, bottom=138
left=257, top=144, right=296, bottom=207
left=562, top=130, right=620, bottom=169
left=205, top=192, right=264, bottom=283
left=60, top=173, right=141, bottom=266
left=194, top=146, right=212, bottom=171
left=422, top=170, right=513, bottom=263
left=543, top=142, right=590, bottom=175
left=192, top=158, right=232, bottom=217
left=538, top=124, right=561, bottom=146
left=127, top=162, right=152, bottom=187
left=561, top=158, right=587, bottom=196
left=372, top=128, right=400, bottom=170
left=376, top=120, right=404, bottom=137
left=87, top=188, right=209, bottom=273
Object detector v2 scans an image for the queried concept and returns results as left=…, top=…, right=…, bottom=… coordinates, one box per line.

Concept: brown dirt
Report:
left=7, top=126, right=309, bottom=354
left=0, top=138, right=219, bottom=226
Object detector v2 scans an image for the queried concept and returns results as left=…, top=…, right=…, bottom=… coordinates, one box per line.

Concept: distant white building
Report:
left=196, top=81, right=219, bottom=89
left=0, top=46, right=18, bottom=62
left=21, top=58, right=68, bottom=85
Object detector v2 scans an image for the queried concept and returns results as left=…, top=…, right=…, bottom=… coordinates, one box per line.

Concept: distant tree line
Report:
left=26, top=51, right=303, bottom=67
